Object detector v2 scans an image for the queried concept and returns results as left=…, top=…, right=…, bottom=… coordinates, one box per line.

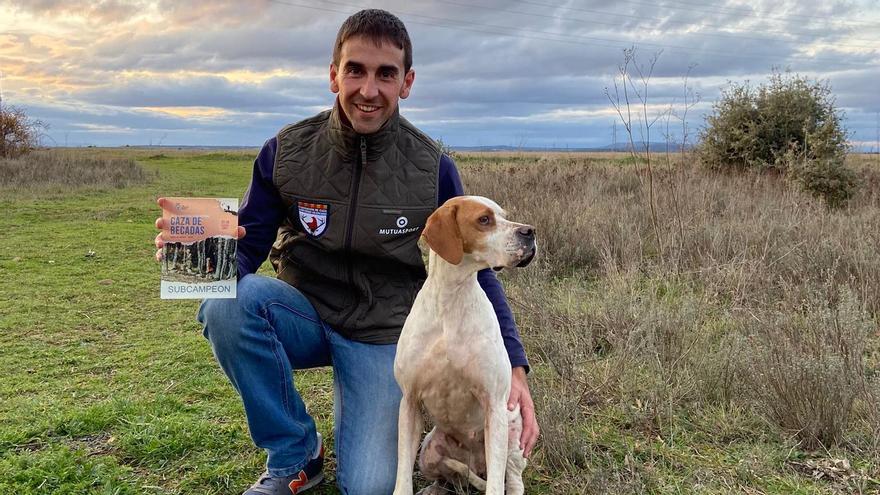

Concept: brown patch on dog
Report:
left=422, top=202, right=463, bottom=264
left=423, top=198, right=497, bottom=265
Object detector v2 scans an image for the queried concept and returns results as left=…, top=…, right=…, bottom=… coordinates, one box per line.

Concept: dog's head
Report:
left=421, top=196, right=537, bottom=271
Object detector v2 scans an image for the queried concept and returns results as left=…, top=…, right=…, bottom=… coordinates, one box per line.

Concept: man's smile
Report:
left=355, top=104, right=381, bottom=113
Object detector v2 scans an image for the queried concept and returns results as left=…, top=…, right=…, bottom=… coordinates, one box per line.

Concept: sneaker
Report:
left=243, top=433, right=325, bottom=495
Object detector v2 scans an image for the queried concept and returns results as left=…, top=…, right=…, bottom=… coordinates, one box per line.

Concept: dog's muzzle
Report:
left=515, top=226, right=536, bottom=267
left=516, top=245, right=536, bottom=267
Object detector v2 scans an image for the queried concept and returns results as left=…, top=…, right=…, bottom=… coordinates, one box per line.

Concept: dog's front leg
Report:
left=393, top=394, right=423, bottom=495
left=483, top=403, right=509, bottom=495
left=505, top=405, right=527, bottom=495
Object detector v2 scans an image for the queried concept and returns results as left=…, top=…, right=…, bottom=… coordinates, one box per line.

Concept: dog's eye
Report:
left=478, top=215, right=491, bottom=225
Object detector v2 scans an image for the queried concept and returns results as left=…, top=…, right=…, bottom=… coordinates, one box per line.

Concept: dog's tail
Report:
left=441, top=458, right=487, bottom=491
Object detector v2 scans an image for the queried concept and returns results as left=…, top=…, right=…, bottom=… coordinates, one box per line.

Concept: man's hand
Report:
left=507, top=366, right=539, bottom=458
left=153, top=197, right=246, bottom=261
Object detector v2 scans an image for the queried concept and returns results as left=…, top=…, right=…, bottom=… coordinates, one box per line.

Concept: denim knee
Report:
left=197, top=297, right=242, bottom=350
left=199, top=274, right=314, bottom=355
left=338, top=473, right=396, bottom=495
left=197, top=275, right=258, bottom=345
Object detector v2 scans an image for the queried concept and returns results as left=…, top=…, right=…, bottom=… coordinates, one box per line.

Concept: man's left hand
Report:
left=507, top=366, right=539, bottom=458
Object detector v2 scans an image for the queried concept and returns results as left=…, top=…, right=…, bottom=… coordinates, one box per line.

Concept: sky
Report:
left=1, top=0, right=878, bottom=149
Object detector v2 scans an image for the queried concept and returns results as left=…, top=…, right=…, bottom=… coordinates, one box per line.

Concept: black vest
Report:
left=269, top=103, right=441, bottom=343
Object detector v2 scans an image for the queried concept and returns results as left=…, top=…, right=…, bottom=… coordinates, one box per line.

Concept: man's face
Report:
left=330, top=35, right=415, bottom=135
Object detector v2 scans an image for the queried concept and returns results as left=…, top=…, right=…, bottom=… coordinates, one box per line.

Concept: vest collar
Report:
left=329, top=100, right=400, bottom=162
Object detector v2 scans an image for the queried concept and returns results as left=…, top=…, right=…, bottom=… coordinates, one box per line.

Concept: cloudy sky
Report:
left=1, top=0, right=878, bottom=149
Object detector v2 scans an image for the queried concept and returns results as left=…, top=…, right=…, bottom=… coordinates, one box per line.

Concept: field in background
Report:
left=0, top=149, right=878, bottom=493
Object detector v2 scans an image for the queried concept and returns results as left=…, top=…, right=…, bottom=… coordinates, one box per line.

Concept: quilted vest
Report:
left=269, top=103, right=440, bottom=344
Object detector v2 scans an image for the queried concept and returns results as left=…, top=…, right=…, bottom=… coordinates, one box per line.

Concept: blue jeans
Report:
left=198, top=274, right=402, bottom=494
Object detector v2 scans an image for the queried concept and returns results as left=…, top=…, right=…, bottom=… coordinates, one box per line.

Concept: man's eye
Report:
left=345, top=67, right=362, bottom=75
left=478, top=216, right=490, bottom=225
left=381, top=70, right=395, bottom=79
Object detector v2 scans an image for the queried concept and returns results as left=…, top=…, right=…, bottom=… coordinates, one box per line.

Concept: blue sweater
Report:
left=237, top=137, right=528, bottom=370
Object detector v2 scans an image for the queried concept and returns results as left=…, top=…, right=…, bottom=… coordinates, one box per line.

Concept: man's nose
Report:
left=360, top=75, right=379, bottom=99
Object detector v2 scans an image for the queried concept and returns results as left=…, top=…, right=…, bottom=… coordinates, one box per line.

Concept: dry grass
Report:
left=458, top=151, right=880, bottom=492
left=463, top=152, right=880, bottom=311
left=0, top=149, right=154, bottom=192
left=744, top=286, right=872, bottom=449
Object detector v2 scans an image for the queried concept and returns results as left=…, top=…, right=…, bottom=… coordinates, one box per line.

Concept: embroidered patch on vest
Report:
left=298, top=201, right=328, bottom=237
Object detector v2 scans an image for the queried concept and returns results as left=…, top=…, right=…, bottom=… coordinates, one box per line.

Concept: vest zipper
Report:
left=341, top=137, right=367, bottom=325
left=360, top=137, right=368, bottom=167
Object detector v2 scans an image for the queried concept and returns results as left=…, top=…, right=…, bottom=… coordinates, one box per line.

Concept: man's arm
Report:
left=236, top=137, right=286, bottom=278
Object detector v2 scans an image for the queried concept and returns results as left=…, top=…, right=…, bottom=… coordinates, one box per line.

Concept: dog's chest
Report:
left=396, top=279, right=512, bottom=429
left=414, top=342, right=491, bottom=432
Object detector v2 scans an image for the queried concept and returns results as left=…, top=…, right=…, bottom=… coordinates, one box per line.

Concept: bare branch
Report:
left=0, top=105, right=47, bottom=158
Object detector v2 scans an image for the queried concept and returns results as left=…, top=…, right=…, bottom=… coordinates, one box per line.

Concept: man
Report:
left=155, top=9, right=538, bottom=495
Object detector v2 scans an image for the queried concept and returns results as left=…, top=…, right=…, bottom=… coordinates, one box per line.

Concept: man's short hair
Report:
left=332, top=9, right=413, bottom=73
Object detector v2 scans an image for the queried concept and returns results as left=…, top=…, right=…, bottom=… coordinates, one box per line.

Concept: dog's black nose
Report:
left=517, top=226, right=535, bottom=239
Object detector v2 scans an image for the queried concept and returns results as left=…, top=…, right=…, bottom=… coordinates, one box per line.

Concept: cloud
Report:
left=1, top=0, right=877, bottom=147
left=72, top=73, right=328, bottom=111
left=6, top=0, right=142, bottom=25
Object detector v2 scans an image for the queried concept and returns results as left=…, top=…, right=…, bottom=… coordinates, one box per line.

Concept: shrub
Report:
left=0, top=105, right=45, bottom=158
left=434, top=137, right=457, bottom=161
left=699, top=71, right=848, bottom=172
left=788, top=154, right=859, bottom=208
left=742, top=287, right=871, bottom=449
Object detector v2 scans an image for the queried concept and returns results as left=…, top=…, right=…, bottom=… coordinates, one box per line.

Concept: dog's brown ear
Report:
left=422, top=203, right=463, bottom=265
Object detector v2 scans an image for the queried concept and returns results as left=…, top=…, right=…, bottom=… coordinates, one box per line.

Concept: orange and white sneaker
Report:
left=244, top=433, right=325, bottom=495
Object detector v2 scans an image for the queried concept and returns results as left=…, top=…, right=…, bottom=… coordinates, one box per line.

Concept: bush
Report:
left=788, top=154, right=859, bottom=208
left=699, top=71, right=848, bottom=172
left=0, top=105, right=45, bottom=158
left=435, top=137, right=457, bottom=161
left=742, top=287, right=871, bottom=449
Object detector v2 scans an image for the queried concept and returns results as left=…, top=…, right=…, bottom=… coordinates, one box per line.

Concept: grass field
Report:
left=0, top=149, right=878, bottom=494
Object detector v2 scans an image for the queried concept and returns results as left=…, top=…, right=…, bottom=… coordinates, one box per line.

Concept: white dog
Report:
left=393, top=196, right=537, bottom=495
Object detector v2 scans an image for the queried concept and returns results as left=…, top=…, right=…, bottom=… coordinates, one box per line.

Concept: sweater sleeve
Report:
left=437, top=154, right=530, bottom=372
left=237, top=137, right=286, bottom=278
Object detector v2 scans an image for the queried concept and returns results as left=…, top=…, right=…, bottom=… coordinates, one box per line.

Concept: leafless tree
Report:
left=605, top=46, right=666, bottom=260
left=662, top=64, right=701, bottom=271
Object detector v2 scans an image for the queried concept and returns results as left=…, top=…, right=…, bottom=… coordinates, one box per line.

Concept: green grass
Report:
left=0, top=151, right=339, bottom=494
left=1, top=150, right=876, bottom=493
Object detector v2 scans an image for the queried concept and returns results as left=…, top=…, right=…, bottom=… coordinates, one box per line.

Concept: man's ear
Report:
left=421, top=203, right=463, bottom=265
left=330, top=64, right=340, bottom=93
left=399, top=68, right=415, bottom=99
